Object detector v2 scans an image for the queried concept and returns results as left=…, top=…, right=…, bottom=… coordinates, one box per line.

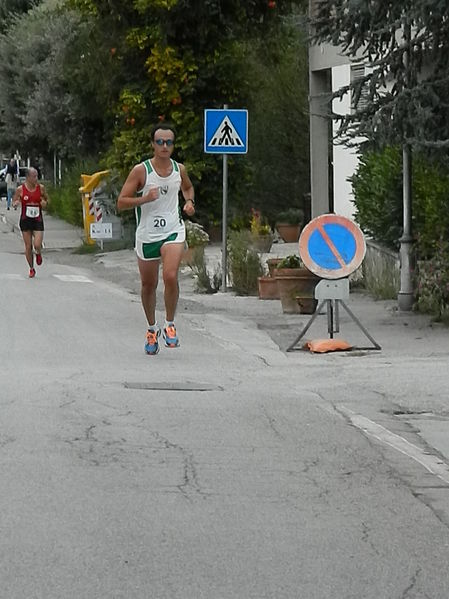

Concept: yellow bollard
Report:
left=79, top=170, right=110, bottom=245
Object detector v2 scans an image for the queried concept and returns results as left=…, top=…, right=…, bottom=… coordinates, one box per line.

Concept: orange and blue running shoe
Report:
left=163, top=323, right=179, bottom=347
left=145, top=328, right=160, bottom=355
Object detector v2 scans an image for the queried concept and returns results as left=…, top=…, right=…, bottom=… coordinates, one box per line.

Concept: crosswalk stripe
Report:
left=0, top=273, right=93, bottom=283
left=53, top=274, right=93, bottom=283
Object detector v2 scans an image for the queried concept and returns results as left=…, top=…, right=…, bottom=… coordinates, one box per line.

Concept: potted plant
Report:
left=275, top=208, right=304, bottom=243
left=183, top=220, right=209, bottom=265
left=266, top=257, right=283, bottom=277
left=274, top=254, right=320, bottom=313
left=250, top=208, right=274, bottom=253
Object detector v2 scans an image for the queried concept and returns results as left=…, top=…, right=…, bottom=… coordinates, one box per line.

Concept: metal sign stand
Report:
left=287, top=279, right=381, bottom=352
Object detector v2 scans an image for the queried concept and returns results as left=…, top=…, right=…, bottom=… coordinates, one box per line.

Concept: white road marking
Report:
left=340, top=406, right=449, bottom=484
left=53, top=274, right=93, bottom=283
left=0, top=273, right=24, bottom=280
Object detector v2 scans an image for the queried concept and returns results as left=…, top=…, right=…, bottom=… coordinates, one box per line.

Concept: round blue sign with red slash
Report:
left=299, top=214, right=366, bottom=279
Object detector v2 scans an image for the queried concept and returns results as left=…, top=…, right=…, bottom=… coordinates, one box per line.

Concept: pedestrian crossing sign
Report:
left=204, top=109, right=248, bottom=154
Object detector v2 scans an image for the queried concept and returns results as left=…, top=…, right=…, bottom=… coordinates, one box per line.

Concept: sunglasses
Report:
left=154, top=139, right=174, bottom=146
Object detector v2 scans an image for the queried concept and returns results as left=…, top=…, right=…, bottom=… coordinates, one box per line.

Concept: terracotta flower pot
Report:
left=258, top=276, right=280, bottom=300
left=251, top=234, right=274, bottom=253
left=296, top=296, right=318, bottom=314
left=266, top=258, right=283, bottom=277
left=275, top=223, right=301, bottom=243
left=274, top=267, right=320, bottom=314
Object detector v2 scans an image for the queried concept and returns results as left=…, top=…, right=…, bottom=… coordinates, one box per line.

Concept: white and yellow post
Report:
left=79, top=170, right=110, bottom=245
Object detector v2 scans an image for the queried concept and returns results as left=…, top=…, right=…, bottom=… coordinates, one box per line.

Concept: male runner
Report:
left=117, top=123, right=195, bottom=355
left=12, top=167, right=49, bottom=278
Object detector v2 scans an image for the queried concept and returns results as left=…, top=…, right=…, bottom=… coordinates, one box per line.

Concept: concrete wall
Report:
left=309, top=0, right=364, bottom=220
left=332, top=65, right=361, bottom=219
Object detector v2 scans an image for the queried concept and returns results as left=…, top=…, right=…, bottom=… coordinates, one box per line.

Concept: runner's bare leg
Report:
left=22, top=231, right=34, bottom=268
left=160, top=243, right=185, bottom=322
left=33, top=231, right=43, bottom=256
left=137, top=257, right=160, bottom=326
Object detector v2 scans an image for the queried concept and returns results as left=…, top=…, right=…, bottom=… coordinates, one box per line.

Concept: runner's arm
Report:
left=40, top=184, right=49, bottom=208
left=12, top=186, right=22, bottom=208
left=117, top=164, right=159, bottom=211
left=179, top=163, right=195, bottom=216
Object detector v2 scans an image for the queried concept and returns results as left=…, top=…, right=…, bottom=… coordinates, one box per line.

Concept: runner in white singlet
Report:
left=134, top=157, right=185, bottom=260
left=117, top=123, right=195, bottom=355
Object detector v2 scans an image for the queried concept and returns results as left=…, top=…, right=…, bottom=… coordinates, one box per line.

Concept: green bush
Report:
left=351, top=146, right=449, bottom=257
left=227, top=230, right=263, bottom=295
left=46, top=158, right=102, bottom=227
left=350, top=147, right=403, bottom=250
left=416, top=240, right=449, bottom=322
left=275, top=208, right=304, bottom=225
left=276, top=254, right=303, bottom=269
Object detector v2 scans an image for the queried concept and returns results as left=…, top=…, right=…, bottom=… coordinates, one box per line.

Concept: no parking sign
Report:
left=299, top=214, right=366, bottom=280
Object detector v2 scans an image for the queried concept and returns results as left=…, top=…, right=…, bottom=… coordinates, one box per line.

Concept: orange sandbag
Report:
left=305, top=338, right=352, bottom=353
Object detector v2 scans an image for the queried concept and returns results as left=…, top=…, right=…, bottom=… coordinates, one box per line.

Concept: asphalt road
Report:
left=1, top=220, right=449, bottom=599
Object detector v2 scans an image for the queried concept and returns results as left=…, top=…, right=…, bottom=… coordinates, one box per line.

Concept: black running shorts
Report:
left=20, top=218, right=44, bottom=232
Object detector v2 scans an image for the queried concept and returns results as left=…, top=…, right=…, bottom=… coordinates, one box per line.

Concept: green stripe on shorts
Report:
left=142, top=232, right=179, bottom=259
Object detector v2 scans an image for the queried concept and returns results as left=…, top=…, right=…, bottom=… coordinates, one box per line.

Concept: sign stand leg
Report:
left=287, top=298, right=381, bottom=352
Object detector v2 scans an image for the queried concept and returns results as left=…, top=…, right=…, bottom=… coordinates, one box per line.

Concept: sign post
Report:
left=288, top=214, right=381, bottom=351
left=204, top=107, right=248, bottom=291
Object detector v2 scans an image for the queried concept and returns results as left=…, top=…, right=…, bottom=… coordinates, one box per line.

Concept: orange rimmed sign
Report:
left=299, top=214, right=366, bottom=279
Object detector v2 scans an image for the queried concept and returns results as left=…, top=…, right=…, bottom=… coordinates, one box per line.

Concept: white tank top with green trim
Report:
left=135, top=158, right=184, bottom=243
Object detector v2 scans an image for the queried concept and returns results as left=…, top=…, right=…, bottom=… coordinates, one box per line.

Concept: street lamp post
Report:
left=398, top=19, right=414, bottom=311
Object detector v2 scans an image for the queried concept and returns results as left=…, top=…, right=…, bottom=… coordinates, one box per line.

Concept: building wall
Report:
left=309, top=0, right=364, bottom=220
left=331, top=65, right=361, bottom=219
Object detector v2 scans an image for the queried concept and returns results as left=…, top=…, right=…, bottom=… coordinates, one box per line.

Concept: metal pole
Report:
left=221, top=103, right=229, bottom=292
left=398, top=21, right=414, bottom=311
left=221, top=153, right=228, bottom=291
left=398, top=144, right=414, bottom=310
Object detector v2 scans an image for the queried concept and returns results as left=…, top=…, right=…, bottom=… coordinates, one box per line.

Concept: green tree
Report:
left=240, top=18, right=309, bottom=223
left=0, top=1, right=118, bottom=160
left=312, top=0, right=449, bottom=150
left=0, top=0, right=35, bottom=32
left=67, top=0, right=308, bottom=219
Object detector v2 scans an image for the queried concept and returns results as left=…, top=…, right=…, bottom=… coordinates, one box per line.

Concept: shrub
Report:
left=275, top=208, right=304, bottom=225
left=351, top=146, right=449, bottom=257
left=47, top=158, right=102, bottom=227
left=228, top=230, right=263, bottom=295
left=185, top=220, right=209, bottom=247
left=189, top=247, right=221, bottom=294
left=350, top=146, right=403, bottom=250
left=416, top=239, right=449, bottom=322
left=276, top=254, right=303, bottom=269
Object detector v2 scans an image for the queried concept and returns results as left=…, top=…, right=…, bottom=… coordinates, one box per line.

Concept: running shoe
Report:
left=36, top=253, right=42, bottom=266
left=29, top=268, right=36, bottom=278
left=145, top=328, right=160, bottom=355
left=163, top=323, right=180, bottom=347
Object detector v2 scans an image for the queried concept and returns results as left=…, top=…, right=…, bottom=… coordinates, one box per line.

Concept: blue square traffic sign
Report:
left=204, top=109, right=248, bottom=154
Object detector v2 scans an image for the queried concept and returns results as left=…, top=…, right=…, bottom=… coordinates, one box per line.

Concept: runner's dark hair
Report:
left=151, top=122, right=176, bottom=140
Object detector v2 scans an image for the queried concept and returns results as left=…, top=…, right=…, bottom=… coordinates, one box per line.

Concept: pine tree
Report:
left=311, top=0, right=449, bottom=150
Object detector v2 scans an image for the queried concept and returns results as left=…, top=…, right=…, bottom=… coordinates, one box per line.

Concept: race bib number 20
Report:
left=153, top=216, right=167, bottom=230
